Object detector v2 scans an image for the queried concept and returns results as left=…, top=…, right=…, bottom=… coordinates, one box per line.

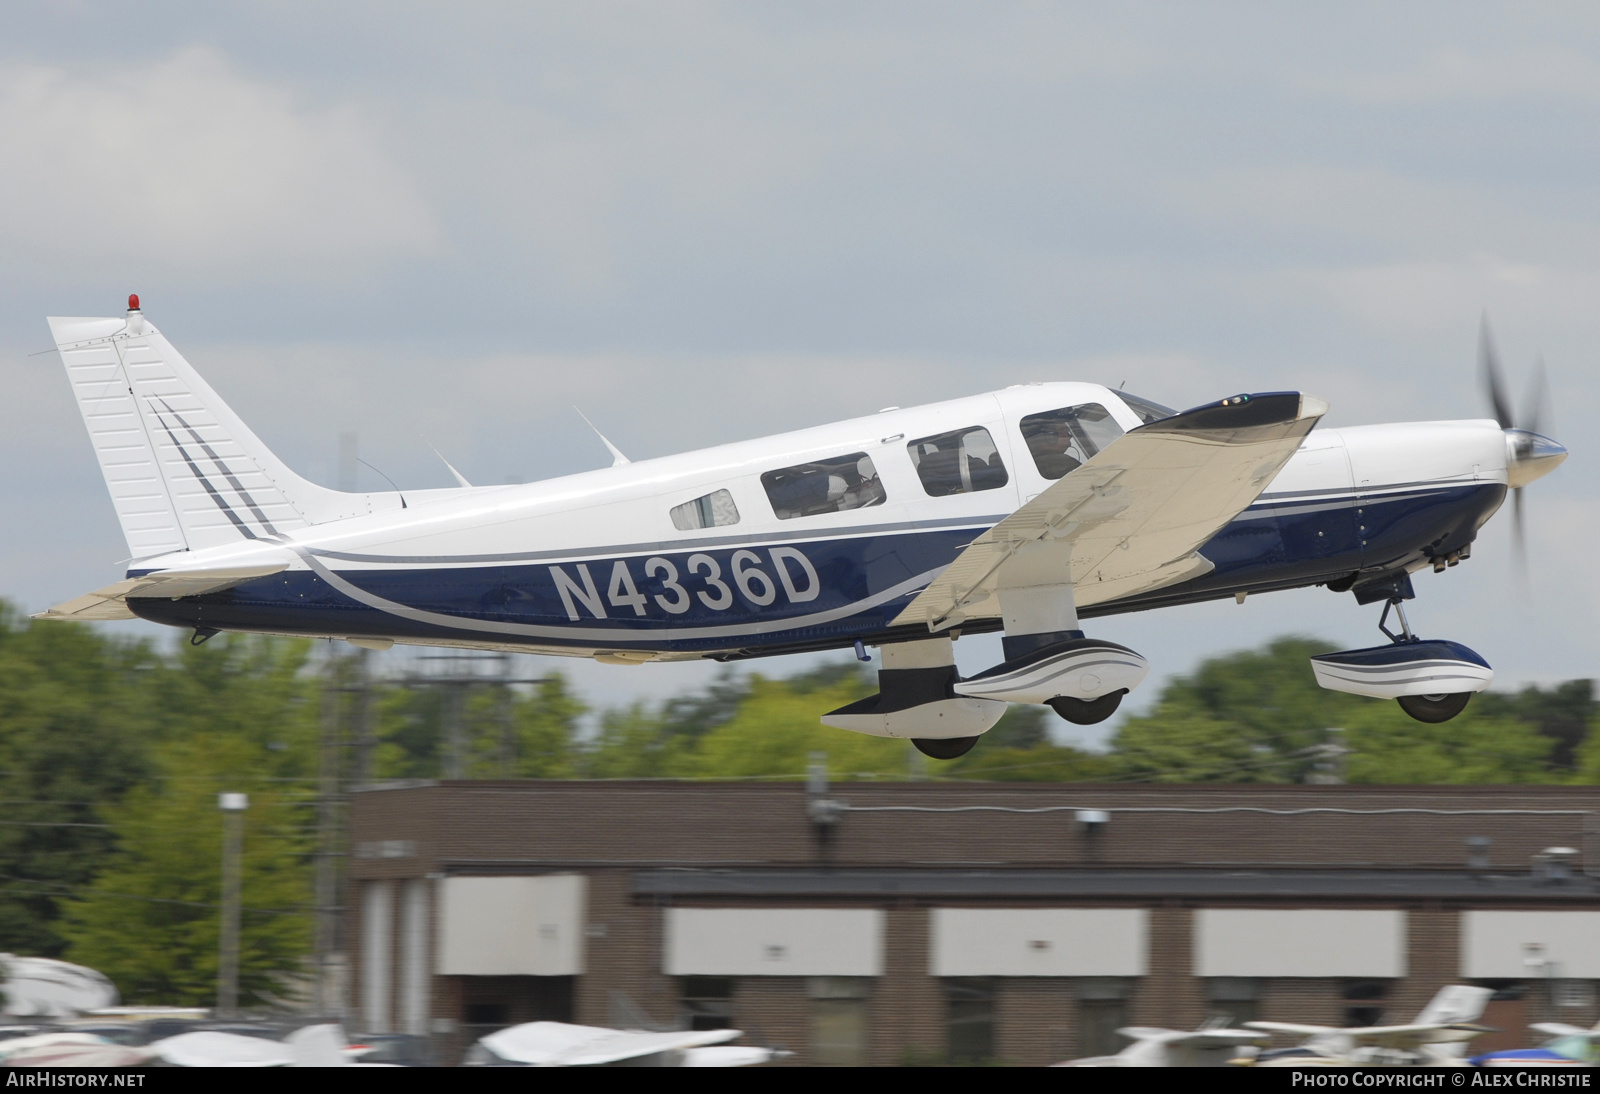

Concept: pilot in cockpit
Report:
left=1021, top=412, right=1091, bottom=479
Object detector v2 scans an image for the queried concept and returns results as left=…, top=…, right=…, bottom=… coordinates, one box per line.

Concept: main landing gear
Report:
left=1308, top=577, right=1493, bottom=724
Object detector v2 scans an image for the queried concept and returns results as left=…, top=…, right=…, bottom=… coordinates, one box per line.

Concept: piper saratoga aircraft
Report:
left=38, top=298, right=1567, bottom=758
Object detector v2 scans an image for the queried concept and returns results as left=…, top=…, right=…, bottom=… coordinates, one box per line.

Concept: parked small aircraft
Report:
left=1475, top=1019, right=1600, bottom=1067
left=1058, top=1024, right=1269, bottom=1067
left=38, top=300, right=1567, bottom=757
left=1247, top=984, right=1495, bottom=1066
left=461, top=1021, right=782, bottom=1066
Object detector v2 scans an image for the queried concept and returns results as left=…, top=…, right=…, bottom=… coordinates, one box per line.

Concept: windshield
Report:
left=1118, top=391, right=1177, bottom=424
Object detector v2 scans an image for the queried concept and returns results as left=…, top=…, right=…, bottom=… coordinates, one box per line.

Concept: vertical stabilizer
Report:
left=1414, top=984, right=1492, bottom=1026
left=49, top=300, right=398, bottom=559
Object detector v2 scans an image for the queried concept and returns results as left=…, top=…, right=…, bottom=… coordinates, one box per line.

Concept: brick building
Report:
left=348, top=780, right=1600, bottom=1065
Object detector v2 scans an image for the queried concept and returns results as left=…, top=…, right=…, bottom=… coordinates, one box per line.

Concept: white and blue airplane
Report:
left=37, top=298, right=1567, bottom=758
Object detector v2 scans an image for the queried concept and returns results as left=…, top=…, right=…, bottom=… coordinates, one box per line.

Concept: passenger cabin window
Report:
left=1019, top=403, right=1125, bottom=480
left=762, top=453, right=885, bottom=520
left=906, top=426, right=1009, bottom=497
left=1119, top=391, right=1177, bottom=425
left=670, top=488, right=740, bottom=531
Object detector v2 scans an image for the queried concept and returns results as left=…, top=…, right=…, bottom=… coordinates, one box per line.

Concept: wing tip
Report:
left=1144, top=391, right=1325, bottom=435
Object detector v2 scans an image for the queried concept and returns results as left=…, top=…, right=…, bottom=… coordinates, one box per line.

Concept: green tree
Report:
left=685, top=673, right=914, bottom=780
left=1342, top=704, right=1552, bottom=784
left=1110, top=635, right=1557, bottom=784
left=54, top=633, right=320, bottom=1005
left=0, top=607, right=160, bottom=954
left=513, top=674, right=585, bottom=777
left=58, top=736, right=313, bottom=1006
left=1477, top=680, right=1597, bottom=772
left=581, top=703, right=693, bottom=778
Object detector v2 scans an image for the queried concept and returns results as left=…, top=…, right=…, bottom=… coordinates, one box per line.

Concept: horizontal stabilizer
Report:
left=34, top=564, right=288, bottom=622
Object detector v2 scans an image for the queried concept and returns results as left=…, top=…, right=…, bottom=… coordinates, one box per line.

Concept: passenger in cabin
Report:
left=763, top=453, right=885, bottom=519
left=907, top=426, right=1009, bottom=496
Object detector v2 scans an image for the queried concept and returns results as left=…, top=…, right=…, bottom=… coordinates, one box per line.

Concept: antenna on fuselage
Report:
left=422, top=438, right=474, bottom=488
left=574, top=407, right=631, bottom=467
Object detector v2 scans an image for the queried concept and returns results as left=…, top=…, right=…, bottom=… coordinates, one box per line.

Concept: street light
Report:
left=218, top=792, right=248, bottom=1017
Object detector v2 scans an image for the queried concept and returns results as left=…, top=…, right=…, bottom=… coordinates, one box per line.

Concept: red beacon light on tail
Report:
left=127, top=294, right=140, bottom=312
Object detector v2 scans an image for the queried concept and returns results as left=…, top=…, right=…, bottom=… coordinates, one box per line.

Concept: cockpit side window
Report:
left=906, top=426, right=1009, bottom=497
left=670, top=488, right=740, bottom=531
left=1119, top=392, right=1177, bottom=425
left=1019, top=403, right=1125, bottom=480
left=762, top=452, right=886, bottom=520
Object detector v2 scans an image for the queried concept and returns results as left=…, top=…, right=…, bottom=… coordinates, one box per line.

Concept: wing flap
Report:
left=893, top=392, right=1327, bottom=630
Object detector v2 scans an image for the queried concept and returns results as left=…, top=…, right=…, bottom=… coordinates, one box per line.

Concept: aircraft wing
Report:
left=1531, top=1023, right=1599, bottom=1039
left=33, top=564, right=290, bottom=622
left=1161, top=1029, right=1271, bottom=1047
left=1246, top=1021, right=1339, bottom=1039
left=891, top=392, right=1328, bottom=630
left=1248, top=1020, right=1489, bottom=1050
left=1346, top=1023, right=1494, bottom=1049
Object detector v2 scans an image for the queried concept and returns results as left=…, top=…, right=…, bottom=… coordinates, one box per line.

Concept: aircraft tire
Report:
left=1048, top=690, right=1126, bottom=725
left=1396, top=692, right=1472, bottom=724
left=912, top=736, right=979, bottom=760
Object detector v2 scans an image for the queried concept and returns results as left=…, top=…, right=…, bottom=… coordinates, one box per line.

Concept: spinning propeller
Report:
left=1478, top=317, right=1568, bottom=569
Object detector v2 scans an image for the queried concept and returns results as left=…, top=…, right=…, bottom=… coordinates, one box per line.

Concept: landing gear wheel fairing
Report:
left=912, top=736, right=979, bottom=759
left=1397, top=692, right=1472, bottom=724
left=1048, top=690, right=1126, bottom=726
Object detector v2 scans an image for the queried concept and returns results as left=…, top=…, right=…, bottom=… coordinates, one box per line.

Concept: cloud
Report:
left=0, top=47, right=436, bottom=284
left=1295, top=44, right=1600, bottom=106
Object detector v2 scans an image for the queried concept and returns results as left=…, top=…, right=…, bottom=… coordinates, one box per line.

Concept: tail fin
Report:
left=49, top=300, right=397, bottom=560
left=1413, top=984, right=1492, bottom=1025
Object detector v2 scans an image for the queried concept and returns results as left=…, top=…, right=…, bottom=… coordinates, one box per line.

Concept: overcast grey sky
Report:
left=2, top=3, right=1596, bottom=739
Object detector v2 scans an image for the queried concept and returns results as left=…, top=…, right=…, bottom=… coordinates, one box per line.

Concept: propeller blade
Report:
left=1511, top=485, right=1527, bottom=579
left=1479, top=316, right=1514, bottom=429
left=1522, top=355, right=1550, bottom=438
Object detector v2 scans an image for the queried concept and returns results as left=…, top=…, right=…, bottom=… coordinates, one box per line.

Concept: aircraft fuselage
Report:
left=122, top=383, right=1509, bottom=662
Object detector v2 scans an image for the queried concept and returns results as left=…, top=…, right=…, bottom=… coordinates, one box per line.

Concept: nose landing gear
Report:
left=1308, top=582, right=1492, bottom=723
left=1048, top=690, right=1128, bottom=726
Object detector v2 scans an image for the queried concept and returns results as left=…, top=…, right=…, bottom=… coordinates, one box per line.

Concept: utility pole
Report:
left=405, top=652, right=547, bottom=780
left=313, top=653, right=341, bottom=1017
left=497, top=653, right=516, bottom=776
left=314, top=645, right=371, bottom=1018
left=217, top=792, right=248, bottom=1017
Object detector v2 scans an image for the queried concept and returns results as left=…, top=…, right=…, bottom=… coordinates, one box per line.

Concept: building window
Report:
left=1342, top=980, right=1388, bottom=1027
left=761, top=453, right=885, bottom=519
left=670, top=489, right=740, bottom=531
left=1205, top=977, right=1260, bottom=1027
left=945, top=977, right=995, bottom=1062
left=1076, top=978, right=1133, bottom=1058
left=809, top=977, right=870, bottom=1066
left=679, top=976, right=735, bottom=1031
left=463, top=1003, right=508, bottom=1026
left=905, top=426, right=1009, bottom=496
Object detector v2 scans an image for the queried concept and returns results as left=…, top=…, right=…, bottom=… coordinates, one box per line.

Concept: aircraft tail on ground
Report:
left=1414, top=984, right=1493, bottom=1026
left=49, top=299, right=399, bottom=561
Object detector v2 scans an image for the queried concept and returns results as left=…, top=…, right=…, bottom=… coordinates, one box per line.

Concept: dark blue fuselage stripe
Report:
left=126, top=481, right=1505, bottom=654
